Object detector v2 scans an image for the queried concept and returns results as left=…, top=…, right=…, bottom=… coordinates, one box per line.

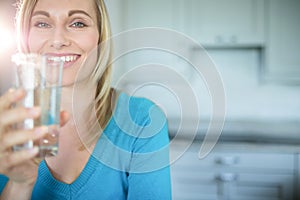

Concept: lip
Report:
left=45, top=53, right=81, bottom=68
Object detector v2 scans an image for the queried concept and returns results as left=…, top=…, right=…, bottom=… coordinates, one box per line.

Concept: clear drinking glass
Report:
left=12, top=53, right=64, bottom=157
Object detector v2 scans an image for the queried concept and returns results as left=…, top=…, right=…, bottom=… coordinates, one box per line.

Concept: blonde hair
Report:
left=16, top=0, right=114, bottom=146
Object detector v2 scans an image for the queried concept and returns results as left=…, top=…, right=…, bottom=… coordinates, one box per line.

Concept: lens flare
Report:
left=0, top=21, right=15, bottom=54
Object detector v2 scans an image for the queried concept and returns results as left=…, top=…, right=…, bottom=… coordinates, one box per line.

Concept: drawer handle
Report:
left=215, top=173, right=238, bottom=182
left=215, top=156, right=239, bottom=165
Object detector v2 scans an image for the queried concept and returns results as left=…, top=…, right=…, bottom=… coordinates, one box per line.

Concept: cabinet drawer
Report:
left=171, top=171, right=294, bottom=200
left=172, top=172, right=218, bottom=200
left=170, top=142, right=296, bottom=200
left=172, top=150, right=294, bottom=171
left=231, top=174, right=294, bottom=200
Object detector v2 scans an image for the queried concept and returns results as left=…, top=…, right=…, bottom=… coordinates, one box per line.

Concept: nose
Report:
left=49, top=27, right=71, bottom=50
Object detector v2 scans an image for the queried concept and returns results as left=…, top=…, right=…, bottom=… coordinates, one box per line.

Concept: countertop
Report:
left=170, top=138, right=300, bottom=154
left=168, top=118, right=300, bottom=145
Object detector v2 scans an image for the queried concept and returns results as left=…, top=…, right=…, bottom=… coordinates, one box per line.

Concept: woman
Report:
left=0, top=0, right=172, bottom=199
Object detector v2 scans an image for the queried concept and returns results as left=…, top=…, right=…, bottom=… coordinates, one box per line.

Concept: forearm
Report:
left=0, top=180, right=34, bottom=200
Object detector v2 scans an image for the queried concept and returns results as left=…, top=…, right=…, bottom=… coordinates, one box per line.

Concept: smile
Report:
left=47, top=54, right=81, bottom=68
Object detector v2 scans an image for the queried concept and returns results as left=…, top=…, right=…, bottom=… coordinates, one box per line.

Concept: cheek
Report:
left=27, top=31, right=47, bottom=53
left=78, top=33, right=99, bottom=69
left=78, top=33, right=99, bottom=55
left=65, top=34, right=99, bottom=85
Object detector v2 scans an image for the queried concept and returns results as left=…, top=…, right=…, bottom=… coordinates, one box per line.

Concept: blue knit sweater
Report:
left=0, top=93, right=172, bottom=199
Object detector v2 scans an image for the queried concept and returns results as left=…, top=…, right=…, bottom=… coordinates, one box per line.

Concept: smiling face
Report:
left=28, top=0, right=100, bottom=86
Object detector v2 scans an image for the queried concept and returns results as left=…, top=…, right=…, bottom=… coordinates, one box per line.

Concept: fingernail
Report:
left=34, top=126, right=48, bottom=135
left=29, top=107, right=41, bottom=117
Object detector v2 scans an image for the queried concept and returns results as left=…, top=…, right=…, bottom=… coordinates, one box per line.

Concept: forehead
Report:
left=33, top=0, right=97, bottom=17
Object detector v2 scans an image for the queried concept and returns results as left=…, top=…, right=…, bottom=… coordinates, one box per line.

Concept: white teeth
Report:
left=49, top=55, right=77, bottom=63
left=48, top=57, right=61, bottom=62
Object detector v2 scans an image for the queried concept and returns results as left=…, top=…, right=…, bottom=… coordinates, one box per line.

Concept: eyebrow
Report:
left=68, top=10, right=92, bottom=18
left=32, top=11, right=50, bottom=17
left=31, top=10, right=92, bottom=18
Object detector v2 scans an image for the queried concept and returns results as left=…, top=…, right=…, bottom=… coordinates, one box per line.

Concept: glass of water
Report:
left=12, top=53, right=64, bottom=158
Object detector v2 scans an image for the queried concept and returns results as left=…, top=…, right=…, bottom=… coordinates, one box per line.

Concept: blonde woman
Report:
left=0, top=0, right=171, bottom=199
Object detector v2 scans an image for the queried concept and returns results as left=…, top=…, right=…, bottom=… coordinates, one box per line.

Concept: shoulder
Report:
left=94, top=92, right=170, bottom=172
left=116, top=92, right=159, bottom=115
left=114, top=92, right=167, bottom=128
left=112, top=92, right=169, bottom=152
left=105, top=92, right=169, bottom=151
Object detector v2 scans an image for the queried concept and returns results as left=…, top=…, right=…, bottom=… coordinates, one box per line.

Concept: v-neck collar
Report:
left=37, top=124, right=111, bottom=195
left=38, top=154, right=101, bottom=195
left=35, top=92, right=125, bottom=195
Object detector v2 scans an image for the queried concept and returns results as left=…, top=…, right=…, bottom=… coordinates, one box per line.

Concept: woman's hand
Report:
left=0, top=89, right=70, bottom=200
left=0, top=88, right=69, bottom=187
left=0, top=88, right=44, bottom=186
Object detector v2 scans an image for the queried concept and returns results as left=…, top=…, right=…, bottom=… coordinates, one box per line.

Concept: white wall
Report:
left=104, top=0, right=124, bottom=35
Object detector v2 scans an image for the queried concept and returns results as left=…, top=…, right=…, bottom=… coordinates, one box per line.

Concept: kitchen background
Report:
left=1, top=0, right=300, bottom=199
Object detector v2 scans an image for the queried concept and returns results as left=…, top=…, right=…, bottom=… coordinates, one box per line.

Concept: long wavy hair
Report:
left=15, top=0, right=114, bottom=147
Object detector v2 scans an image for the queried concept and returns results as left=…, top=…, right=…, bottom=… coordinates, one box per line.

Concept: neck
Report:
left=60, top=81, right=97, bottom=149
left=61, top=81, right=96, bottom=114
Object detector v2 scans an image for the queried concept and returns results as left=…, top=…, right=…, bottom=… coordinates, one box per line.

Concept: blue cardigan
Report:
left=0, top=93, right=172, bottom=199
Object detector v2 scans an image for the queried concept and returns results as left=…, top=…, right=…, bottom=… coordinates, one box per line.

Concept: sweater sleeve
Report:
left=0, top=175, right=8, bottom=195
left=127, top=166, right=172, bottom=200
left=126, top=99, right=172, bottom=200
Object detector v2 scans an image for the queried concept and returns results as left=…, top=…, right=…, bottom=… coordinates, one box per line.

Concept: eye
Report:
left=71, top=22, right=87, bottom=28
left=34, top=22, right=51, bottom=28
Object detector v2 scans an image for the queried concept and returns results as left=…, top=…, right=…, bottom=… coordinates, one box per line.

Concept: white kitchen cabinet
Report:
left=123, top=0, right=266, bottom=47
left=119, top=0, right=193, bottom=83
left=123, top=0, right=176, bottom=30
left=120, top=0, right=300, bottom=83
left=180, top=0, right=265, bottom=47
left=171, top=142, right=296, bottom=200
left=265, top=0, right=300, bottom=82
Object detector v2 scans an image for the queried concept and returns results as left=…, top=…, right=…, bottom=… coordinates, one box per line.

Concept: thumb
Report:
left=60, top=111, right=70, bottom=127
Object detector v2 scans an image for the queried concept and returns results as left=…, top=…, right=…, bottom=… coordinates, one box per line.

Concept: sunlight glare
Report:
left=0, top=21, right=15, bottom=54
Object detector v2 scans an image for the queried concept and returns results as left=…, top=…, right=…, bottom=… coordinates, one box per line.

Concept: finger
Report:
left=0, top=147, right=39, bottom=173
left=0, top=127, right=48, bottom=151
left=60, top=111, right=70, bottom=127
left=0, top=89, right=25, bottom=110
left=0, top=107, right=41, bottom=129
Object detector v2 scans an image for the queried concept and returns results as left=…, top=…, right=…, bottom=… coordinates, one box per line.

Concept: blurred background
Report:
left=104, top=1, right=300, bottom=199
left=1, top=0, right=300, bottom=199
left=0, top=0, right=16, bottom=92
left=105, top=0, right=300, bottom=141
